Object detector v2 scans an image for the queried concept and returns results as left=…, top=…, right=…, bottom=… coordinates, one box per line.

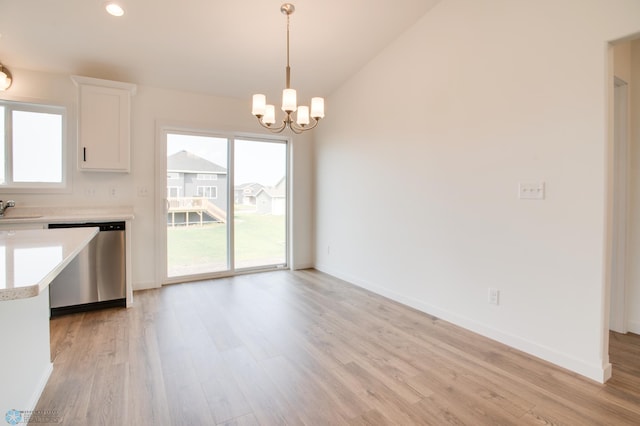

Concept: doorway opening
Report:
left=607, top=36, right=639, bottom=383
left=610, top=76, right=630, bottom=334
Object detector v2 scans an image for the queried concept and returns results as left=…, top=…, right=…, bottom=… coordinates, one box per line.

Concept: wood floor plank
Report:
left=261, top=355, right=353, bottom=424
left=163, top=380, right=217, bottom=426
left=86, top=360, right=127, bottom=426
left=219, top=347, right=306, bottom=425
left=194, top=345, right=254, bottom=424
left=278, top=338, right=374, bottom=419
left=201, top=375, right=253, bottom=424
left=334, top=361, right=444, bottom=425
left=348, top=409, right=394, bottom=425
left=218, top=413, right=261, bottom=426
left=34, top=269, right=640, bottom=425
left=125, top=329, right=172, bottom=424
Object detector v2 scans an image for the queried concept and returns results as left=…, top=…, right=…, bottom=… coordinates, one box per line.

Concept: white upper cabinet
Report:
left=71, top=76, right=137, bottom=172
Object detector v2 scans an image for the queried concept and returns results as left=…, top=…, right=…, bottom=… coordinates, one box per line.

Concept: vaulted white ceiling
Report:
left=0, top=0, right=441, bottom=100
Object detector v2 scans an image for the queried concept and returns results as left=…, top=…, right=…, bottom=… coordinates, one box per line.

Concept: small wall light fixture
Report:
left=0, top=63, right=12, bottom=91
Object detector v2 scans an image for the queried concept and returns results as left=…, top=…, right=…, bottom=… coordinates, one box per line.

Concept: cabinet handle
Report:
left=83, top=147, right=87, bottom=162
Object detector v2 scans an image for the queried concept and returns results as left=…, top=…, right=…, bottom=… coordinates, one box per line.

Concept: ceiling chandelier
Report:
left=251, top=3, right=324, bottom=134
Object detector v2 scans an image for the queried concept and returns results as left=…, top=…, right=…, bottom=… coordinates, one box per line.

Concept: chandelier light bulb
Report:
left=263, top=105, right=276, bottom=125
left=296, top=106, right=310, bottom=126
left=0, top=65, right=12, bottom=91
left=0, top=71, right=8, bottom=90
left=252, top=94, right=266, bottom=116
left=282, top=89, right=297, bottom=112
left=310, top=97, right=325, bottom=119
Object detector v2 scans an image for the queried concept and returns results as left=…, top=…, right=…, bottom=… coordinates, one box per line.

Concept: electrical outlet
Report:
left=327, top=245, right=331, bottom=255
left=488, top=288, right=500, bottom=305
left=137, top=186, right=149, bottom=197
left=109, top=187, right=117, bottom=198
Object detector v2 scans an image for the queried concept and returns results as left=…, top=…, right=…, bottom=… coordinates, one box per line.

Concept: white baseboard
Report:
left=291, top=262, right=314, bottom=271
left=315, top=263, right=610, bottom=384
left=133, top=280, right=160, bottom=291
left=627, top=319, right=640, bottom=335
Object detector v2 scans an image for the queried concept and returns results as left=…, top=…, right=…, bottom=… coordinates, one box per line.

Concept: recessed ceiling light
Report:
left=105, top=2, right=125, bottom=17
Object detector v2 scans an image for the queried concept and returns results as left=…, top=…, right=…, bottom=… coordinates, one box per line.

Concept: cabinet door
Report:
left=78, top=85, right=131, bottom=172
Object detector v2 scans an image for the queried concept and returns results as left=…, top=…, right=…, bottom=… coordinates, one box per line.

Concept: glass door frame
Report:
left=155, top=123, right=290, bottom=286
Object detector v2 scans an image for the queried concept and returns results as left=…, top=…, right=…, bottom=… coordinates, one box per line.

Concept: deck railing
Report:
left=167, top=197, right=226, bottom=225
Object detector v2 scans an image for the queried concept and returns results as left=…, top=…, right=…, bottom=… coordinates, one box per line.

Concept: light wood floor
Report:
left=35, top=269, right=640, bottom=425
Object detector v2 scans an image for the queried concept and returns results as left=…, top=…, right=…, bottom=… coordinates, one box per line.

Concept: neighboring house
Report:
left=167, top=150, right=228, bottom=224
left=167, top=150, right=227, bottom=210
left=234, top=178, right=286, bottom=215
left=255, top=177, right=286, bottom=215
left=234, top=182, right=264, bottom=205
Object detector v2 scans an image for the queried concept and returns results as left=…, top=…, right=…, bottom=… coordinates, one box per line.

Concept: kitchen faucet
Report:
left=0, top=200, right=15, bottom=216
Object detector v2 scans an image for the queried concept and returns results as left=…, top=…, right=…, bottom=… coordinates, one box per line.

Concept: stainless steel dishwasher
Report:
left=48, top=221, right=126, bottom=317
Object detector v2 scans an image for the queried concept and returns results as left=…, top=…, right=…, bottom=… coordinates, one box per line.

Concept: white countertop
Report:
left=0, top=227, right=99, bottom=301
left=0, top=206, right=134, bottom=225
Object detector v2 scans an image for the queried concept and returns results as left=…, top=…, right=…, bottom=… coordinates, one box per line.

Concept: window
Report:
left=0, top=100, right=66, bottom=189
left=197, top=173, right=218, bottom=181
left=196, top=186, right=217, bottom=199
left=167, top=187, right=181, bottom=197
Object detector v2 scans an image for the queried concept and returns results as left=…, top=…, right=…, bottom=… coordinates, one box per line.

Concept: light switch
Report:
left=518, top=182, right=545, bottom=200
left=488, top=288, right=500, bottom=305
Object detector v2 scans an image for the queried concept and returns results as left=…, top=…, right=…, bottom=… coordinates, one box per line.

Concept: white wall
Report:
left=614, top=42, right=632, bottom=82
left=0, top=68, right=314, bottom=290
left=314, top=0, right=640, bottom=382
left=627, top=40, right=640, bottom=333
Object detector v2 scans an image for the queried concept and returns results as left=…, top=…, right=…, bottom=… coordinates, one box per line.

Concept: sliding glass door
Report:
left=163, top=130, right=287, bottom=281
left=234, top=139, right=287, bottom=269
left=166, top=133, right=229, bottom=277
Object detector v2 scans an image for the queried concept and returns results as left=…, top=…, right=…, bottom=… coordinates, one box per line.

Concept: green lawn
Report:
left=167, top=210, right=286, bottom=275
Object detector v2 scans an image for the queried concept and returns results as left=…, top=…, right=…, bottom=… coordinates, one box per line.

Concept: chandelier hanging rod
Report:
left=251, top=3, right=325, bottom=134
left=285, top=3, right=291, bottom=90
